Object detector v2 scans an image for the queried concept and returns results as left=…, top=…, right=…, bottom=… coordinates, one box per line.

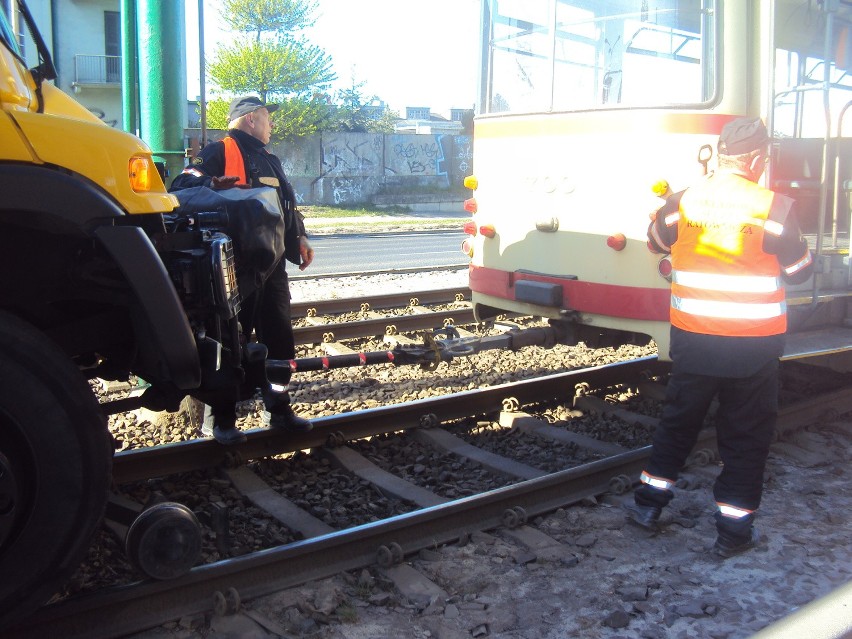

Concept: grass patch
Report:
left=304, top=217, right=464, bottom=232
left=302, top=204, right=411, bottom=218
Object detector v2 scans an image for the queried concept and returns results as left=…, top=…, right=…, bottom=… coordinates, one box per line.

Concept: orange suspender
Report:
left=222, top=136, right=248, bottom=185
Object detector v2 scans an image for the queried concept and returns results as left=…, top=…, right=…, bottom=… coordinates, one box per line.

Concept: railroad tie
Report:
left=383, top=334, right=419, bottom=347
left=412, top=428, right=546, bottom=481
left=499, top=411, right=629, bottom=456
left=573, top=395, right=660, bottom=431
left=224, top=467, right=335, bottom=539
left=323, top=342, right=357, bottom=356
left=318, top=446, right=448, bottom=508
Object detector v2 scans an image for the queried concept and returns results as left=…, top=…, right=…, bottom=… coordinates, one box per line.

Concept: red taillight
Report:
left=479, top=225, right=496, bottom=238
left=463, top=220, right=477, bottom=235
left=606, top=233, right=627, bottom=251
left=461, top=239, right=474, bottom=258
left=464, top=198, right=478, bottom=214
left=658, top=256, right=673, bottom=280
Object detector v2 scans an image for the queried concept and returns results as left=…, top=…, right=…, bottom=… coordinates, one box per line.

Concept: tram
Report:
left=464, top=0, right=852, bottom=365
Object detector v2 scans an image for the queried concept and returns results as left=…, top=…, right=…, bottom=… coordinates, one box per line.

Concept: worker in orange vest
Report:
left=626, top=117, right=814, bottom=557
left=172, top=96, right=314, bottom=444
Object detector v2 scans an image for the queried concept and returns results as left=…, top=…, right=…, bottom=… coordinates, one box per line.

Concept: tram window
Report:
left=485, top=0, right=716, bottom=114
left=773, top=50, right=852, bottom=138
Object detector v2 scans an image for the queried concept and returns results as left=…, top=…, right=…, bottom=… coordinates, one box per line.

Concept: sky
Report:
left=184, top=0, right=481, bottom=116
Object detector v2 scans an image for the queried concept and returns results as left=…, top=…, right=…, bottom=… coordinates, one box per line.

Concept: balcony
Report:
left=73, top=54, right=121, bottom=88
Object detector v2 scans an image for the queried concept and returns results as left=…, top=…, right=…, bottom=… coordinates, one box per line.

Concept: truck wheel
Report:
left=0, top=311, right=113, bottom=630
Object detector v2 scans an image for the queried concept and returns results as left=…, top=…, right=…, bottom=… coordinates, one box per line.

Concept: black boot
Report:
left=623, top=501, right=662, bottom=530
left=268, top=404, right=313, bottom=432
left=713, top=511, right=758, bottom=558
left=201, top=404, right=246, bottom=445
left=624, top=483, right=673, bottom=530
left=264, top=390, right=313, bottom=433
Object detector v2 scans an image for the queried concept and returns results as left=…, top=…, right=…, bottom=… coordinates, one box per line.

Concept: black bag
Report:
left=171, top=186, right=286, bottom=295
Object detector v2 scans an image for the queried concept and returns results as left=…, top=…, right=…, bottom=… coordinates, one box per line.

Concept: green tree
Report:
left=221, top=0, right=318, bottom=42
left=331, top=73, right=400, bottom=134
left=210, top=39, right=333, bottom=103
left=206, top=0, right=335, bottom=138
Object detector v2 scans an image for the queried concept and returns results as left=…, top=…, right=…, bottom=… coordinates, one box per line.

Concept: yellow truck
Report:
left=1, top=0, right=263, bottom=625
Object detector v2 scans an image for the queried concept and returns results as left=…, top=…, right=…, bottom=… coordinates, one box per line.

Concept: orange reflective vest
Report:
left=222, top=136, right=248, bottom=186
left=669, top=173, right=786, bottom=337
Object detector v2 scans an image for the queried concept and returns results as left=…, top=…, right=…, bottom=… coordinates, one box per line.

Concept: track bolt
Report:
left=501, top=397, right=520, bottom=412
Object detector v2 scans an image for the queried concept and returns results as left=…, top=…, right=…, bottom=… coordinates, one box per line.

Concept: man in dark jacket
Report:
left=625, top=117, right=814, bottom=557
left=171, top=95, right=314, bottom=444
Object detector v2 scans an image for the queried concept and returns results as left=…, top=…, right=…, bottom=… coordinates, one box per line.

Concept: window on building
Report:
left=406, top=107, right=430, bottom=120
left=104, top=11, right=120, bottom=82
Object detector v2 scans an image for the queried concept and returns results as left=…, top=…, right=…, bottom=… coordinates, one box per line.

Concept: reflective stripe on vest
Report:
left=670, top=173, right=786, bottom=337
left=222, top=136, right=248, bottom=185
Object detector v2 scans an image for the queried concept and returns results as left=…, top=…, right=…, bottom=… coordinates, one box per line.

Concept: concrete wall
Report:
left=186, top=130, right=473, bottom=209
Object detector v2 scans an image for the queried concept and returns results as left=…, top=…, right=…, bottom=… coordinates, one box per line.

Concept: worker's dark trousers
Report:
left=249, top=262, right=295, bottom=413
left=204, top=263, right=297, bottom=428
left=644, top=359, right=779, bottom=512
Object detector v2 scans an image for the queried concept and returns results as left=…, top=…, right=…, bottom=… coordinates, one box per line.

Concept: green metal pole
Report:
left=120, top=0, right=138, bottom=135
left=137, top=0, right=187, bottom=183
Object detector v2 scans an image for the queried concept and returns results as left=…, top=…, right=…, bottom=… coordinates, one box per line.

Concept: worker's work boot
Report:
left=201, top=405, right=247, bottom=445
left=624, top=482, right=674, bottom=530
left=269, top=405, right=313, bottom=432
left=713, top=511, right=758, bottom=558
left=264, top=389, right=313, bottom=433
left=623, top=501, right=662, bottom=530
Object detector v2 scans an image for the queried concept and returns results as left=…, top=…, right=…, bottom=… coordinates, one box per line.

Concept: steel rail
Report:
left=291, top=287, right=469, bottom=319
left=9, top=449, right=657, bottom=639
left=111, top=356, right=669, bottom=484
left=9, top=367, right=852, bottom=639
left=288, top=264, right=468, bottom=283
left=293, top=307, right=476, bottom=344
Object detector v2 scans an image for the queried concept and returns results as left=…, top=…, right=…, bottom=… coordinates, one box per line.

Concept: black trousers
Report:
left=207, top=262, right=295, bottom=425
left=240, top=261, right=295, bottom=381
left=645, top=358, right=779, bottom=512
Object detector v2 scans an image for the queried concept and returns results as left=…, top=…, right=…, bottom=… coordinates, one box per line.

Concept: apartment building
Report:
left=3, top=0, right=121, bottom=126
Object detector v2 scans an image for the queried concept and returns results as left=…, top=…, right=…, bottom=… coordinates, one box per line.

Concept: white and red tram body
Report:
left=467, top=0, right=852, bottom=362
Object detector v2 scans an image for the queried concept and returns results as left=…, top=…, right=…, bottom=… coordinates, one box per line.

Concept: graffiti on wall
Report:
left=188, top=130, right=474, bottom=205
left=452, top=135, right=473, bottom=176
left=385, top=134, right=446, bottom=183
left=320, top=133, right=382, bottom=177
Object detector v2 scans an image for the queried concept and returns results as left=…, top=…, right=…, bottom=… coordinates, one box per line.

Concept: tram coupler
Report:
left=266, top=323, right=562, bottom=374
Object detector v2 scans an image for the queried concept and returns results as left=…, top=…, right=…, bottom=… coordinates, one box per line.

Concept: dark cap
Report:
left=228, top=95, right=279, bottom=121
left=718, top=117, right=770, bottom=155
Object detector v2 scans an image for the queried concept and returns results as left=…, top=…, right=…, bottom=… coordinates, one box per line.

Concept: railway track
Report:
left=291, top=287, right=476, bottom=346
left=7, top=354, right=852, bottom=639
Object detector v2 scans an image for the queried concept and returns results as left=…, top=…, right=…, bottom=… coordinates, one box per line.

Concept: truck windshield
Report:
left=0, top=7, right=23, bottom=59
left=482, top=0, right=717, bottom=114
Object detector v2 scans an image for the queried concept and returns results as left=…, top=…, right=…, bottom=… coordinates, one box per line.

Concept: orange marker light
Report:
left=479, top=225, right=496, bottom=238
left=651, top=179, right=671, bottom=198
left=658, top=256, right=673, bottom=280
left=464, top=175, right=478, bottom=190
left=464, top=198, right=478, bottom=214
left=129, top=157, right=153, bottom=192
left=463, top=221, right=478, bottom=235
left=606, top=233, right=627, bottom=251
